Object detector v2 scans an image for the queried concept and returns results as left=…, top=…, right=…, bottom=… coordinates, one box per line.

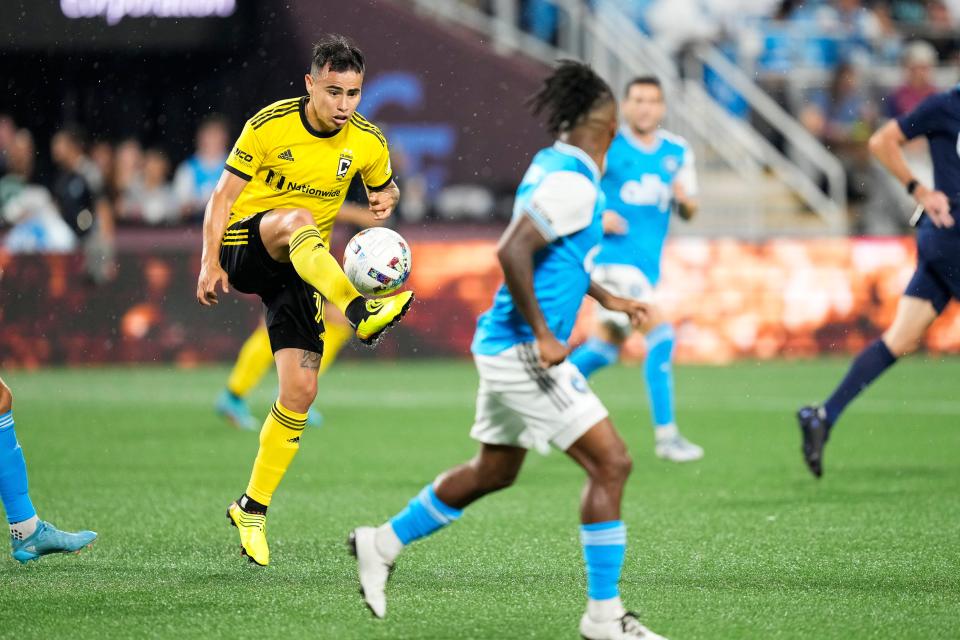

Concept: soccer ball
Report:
left=343, top=227, right=412, bottom=296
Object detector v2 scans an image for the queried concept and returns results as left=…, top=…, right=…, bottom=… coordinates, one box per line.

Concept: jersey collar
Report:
left=299, top=96, right=345, bottom=139
left=552, top=140, right=600, bottom=182
left=619, top=125, right=662, bottom=153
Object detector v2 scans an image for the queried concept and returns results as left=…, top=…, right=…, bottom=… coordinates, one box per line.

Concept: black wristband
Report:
left=906, top=179, right=919, bottom=195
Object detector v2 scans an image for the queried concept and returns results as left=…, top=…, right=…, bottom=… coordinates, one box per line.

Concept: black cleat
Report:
left=797, top=405, right=830, bottom=478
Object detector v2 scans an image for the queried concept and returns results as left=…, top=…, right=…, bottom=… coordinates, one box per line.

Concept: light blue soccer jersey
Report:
left=472, top=141, right=605, bottom=356
left=593, top=127, right=696, bottom=284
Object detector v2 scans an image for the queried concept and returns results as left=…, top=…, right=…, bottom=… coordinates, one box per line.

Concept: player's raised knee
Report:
left=283, top=208, right=316, bottom=233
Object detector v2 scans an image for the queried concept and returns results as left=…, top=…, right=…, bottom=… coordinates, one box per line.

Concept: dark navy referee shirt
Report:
left=897, top=85, right=960, bottom=231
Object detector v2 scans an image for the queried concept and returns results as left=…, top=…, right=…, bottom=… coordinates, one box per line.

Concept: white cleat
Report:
left=348, top=526, right=392, bottom=618
left=580, top=611, right=668, bottom=640
left=654, top=426, right=704, bottom=463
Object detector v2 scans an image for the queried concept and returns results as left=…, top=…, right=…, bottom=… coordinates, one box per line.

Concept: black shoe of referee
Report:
left=796, top=405, right=830, bottom=479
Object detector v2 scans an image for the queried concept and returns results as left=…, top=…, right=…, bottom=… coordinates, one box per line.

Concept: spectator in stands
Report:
left=113, top=139, right=144, bottom=198
left=803, top=62, right=877, bottom=147
left=0, top=115, right=16, bottom=177
left=1, top=129, right=77, bottom=253
left=50, top=126, right=115, bottom=282
left=122, top=149, right=178, bottom=226
left=886, top=40, right=939, bottom=117
left=173, top=114, right=229, bottom=222
left=89, top=140, right=114, bottom=193
left=801, top=62, right=878, bottom=225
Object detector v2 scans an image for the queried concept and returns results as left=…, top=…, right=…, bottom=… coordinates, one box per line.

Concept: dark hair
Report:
left=55, top=125, right=87, bottom=150
left=624, top=75, right=662, bottom=97
left=527, top=60, right=613, bottom=135
left=197, top=113, right=229, bottom=133
left=310, top=33, right=365, bottom=75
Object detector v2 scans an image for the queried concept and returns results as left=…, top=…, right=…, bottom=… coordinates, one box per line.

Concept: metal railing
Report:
left=404, top=0, right=849, bottom=233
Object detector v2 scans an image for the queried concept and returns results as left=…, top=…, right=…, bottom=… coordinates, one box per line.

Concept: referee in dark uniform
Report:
left=797, top=84, right=960, bottom=477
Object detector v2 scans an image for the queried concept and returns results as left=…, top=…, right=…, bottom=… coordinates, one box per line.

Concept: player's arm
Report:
left=496, top=214, right=567, bottom=367
left=198, top=118, right=266, bottom=305
left=197, top=170, right=248, bottom=306
left=361, top=135, right=399, bottom=220
left=868, top=118, right=953, bottom=228
left=501, top=170, right=598, bottom=367
left=587, top=280, right=650, bottom=327
left=366, top=180, right=399, bottom=221
left=673, top=146, right=699, bottom=221
left=338, top=201, right=386, bottom=227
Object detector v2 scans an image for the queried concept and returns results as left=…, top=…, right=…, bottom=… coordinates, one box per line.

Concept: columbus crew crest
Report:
left=337, top=149, right=353, bottom=179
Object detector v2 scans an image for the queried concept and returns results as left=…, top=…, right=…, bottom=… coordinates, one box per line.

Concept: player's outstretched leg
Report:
left=217, top=324, right=273, bottom=431
left=566, top=419, right=666, bottom=640
left=797, top=295, right=935, bottom=477
left=349, top=444, right=526, bottom=618
left=644, top=324, right=702, bottom=463
left=227, top=348, right=314, bottom=566
left=261, top=210, right=413, bottom=346
left=0, top=378, right=96, bottom=564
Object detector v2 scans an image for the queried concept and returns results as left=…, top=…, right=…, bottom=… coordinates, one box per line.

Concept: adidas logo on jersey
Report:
left=278, top=149, right=295, bottom=161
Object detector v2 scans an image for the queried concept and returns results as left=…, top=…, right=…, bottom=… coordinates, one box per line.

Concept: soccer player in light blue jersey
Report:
left=568, top=76, right=703, bottom=463
left=349, top=62, right=669, bottom=640
left=0, top=376, right=96, bottom=563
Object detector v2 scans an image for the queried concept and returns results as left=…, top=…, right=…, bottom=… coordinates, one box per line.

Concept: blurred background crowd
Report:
left=1, top=0, right=958, bottom=365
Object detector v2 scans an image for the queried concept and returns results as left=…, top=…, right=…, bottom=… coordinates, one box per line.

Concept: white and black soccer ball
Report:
left=343, top=227, right=412, bottom=296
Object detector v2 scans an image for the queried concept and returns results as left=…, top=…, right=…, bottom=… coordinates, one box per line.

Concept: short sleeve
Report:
left=361, top=140, right=394, bottom=191
left=675, top=145, right=698, bottom=197
left=897, top=93, right=949, bottom=140
left=224, top=120, right=266, bottom=181
left=522, top=171, right=598, bottom=242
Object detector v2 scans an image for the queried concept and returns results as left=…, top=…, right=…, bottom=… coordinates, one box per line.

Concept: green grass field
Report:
left=1, top=358, right=959, bottom=639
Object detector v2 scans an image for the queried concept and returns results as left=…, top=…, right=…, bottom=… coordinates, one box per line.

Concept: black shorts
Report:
left=904, top=226, right=960, bottom=314
left=219, top=211, right=325, bottom=355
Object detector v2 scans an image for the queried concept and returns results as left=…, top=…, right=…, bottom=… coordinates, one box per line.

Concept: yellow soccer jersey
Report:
left=224, top=96, right=393, bottom=243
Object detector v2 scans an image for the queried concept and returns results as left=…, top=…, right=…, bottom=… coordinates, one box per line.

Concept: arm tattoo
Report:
left=299, top=350, right=322, bottom=370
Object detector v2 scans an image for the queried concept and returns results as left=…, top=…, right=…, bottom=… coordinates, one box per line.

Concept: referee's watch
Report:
left=906, top=179, right=920, bottom=195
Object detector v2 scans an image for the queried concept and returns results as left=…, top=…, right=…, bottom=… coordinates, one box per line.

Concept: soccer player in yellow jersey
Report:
left=196, top=34, right=413, bottom=566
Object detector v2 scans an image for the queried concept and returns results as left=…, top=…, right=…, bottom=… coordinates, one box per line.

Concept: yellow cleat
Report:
left=352, top=291, right=414, bottom=346
left=226, top=502, right=269, bottom=566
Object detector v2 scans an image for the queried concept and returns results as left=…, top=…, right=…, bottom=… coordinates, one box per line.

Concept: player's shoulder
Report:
left=542, top=141, right=600, bottom=183
left=349, top=111, right=387, bottom=148
left=247, top=96, right=303, bottom=131
left=658, top=129, right=692, bottom=154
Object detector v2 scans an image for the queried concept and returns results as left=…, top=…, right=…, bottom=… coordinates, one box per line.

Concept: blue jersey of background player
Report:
left=797, top=86, right=960, bottom=478
left=569, top=76, right=704, bottom=464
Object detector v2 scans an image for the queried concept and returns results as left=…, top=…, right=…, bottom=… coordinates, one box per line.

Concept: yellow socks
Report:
left=226, top=325, right=275, bottom=397
left=245, top=400, right=307, bottom=506
left=319, top=319, right=353, bottom=375
left=288, top=225, right=362, bottom=313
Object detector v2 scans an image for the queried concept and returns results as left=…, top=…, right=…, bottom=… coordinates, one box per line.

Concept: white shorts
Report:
left=591, top=263, right=654, bottom=334
left=470, top=343, right=609, bottom=454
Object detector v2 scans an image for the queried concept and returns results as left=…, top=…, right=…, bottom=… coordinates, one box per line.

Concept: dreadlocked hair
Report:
left=527, top=60, right=613, bottom=135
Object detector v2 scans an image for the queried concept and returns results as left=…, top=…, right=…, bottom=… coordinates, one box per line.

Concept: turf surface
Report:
left=1, top=359, right=959, bottom=639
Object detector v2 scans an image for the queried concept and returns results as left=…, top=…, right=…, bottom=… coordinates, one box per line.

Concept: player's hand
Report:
left=604, top=296, right=650, bottom=328
left=535, top=333, right=569, bottom=369
left=368, top=189, right=398, bottom=221
left=602, top=210, right=628, bottom=235
left=673, top=180, right=696, bottom=221
left=197, top=261, right=230, bottom=306
left=915, top=185, right=954, bottom=228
